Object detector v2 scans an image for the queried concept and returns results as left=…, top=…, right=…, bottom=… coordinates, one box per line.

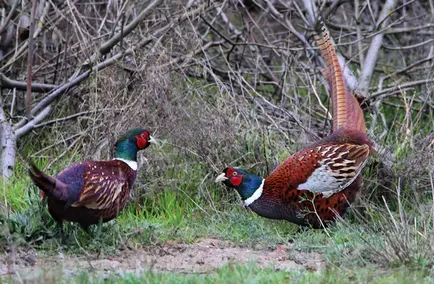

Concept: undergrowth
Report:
left=1, top=90, right=434, bottom=282
left=1, top=45, right=433, bottom=283
left=0, top=0, right=433, bottom=282
left=1, top=262, right=432, bottom=284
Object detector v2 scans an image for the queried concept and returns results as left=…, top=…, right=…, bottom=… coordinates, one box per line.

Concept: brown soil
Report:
left=1, top=238, right=324, bottom=279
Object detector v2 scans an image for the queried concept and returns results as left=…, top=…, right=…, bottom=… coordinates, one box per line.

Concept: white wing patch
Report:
left=297, top=145, right=368, bottom=198
left=298, top=163, right=340, bottom=196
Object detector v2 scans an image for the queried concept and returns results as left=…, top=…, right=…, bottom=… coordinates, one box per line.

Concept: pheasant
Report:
left=29, top=128, right=156, bottom=230
left=215, top=22, right=374, bottom=228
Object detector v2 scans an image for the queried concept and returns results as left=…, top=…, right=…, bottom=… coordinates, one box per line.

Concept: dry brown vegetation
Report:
left=1, top=0, right=432, bottom=195
left=1, top=0, right=434, bottom=279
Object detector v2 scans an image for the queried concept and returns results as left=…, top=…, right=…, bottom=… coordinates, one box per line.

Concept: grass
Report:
left=2, top=154, right=434, bottom=282
left=1, top=0, right=433, bottom=282
left=1, top=167, right=293, bottom=252
left=74, top=266, right=431, bottom=284
left=2, top=262, right=432, bottom=283
left=2, top=128, right=434, bottom=283
left=1, top=93, right=433, bottom=283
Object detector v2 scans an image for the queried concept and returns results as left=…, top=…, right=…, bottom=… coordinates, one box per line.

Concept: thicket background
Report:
left=1, top=0, right=434, bottom=281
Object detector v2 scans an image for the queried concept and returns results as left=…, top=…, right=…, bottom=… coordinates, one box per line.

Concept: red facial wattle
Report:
left=224, top=168, right=243, bottom=187
left=136, top=138, right=147, bottom=149
left=231, top=175, right=242, bottom=186
left=136, top=132, right=149, bottom=149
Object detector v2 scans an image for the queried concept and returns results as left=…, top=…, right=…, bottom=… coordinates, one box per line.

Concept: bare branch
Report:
left=300, top=0, right=316, bottom=25
left=0, top=0, right=50, bottom=72
left=354, top=0, right=365, bottom=70
left=371, top=78, right=434, bottom=100
left=381, top=54, right=434, bottom=81
left=14, top=70, right=91, bottom=131
left=15, top=106, right=51, bottom=138
left=382, top=38, right=434, bottom=50
left=0, top=72, right=57, bottom=92
left=358, top=0, right=399, bottom=97
left=0, top=120, right=16, bottom=177
left=34, top=108, right=129, bottom=128
left=0, top=0, right=19, bottom=36
left=99, top=0, right=164, bottom=55
left=14, top=4, right=208, bottom=132
left=26, top=0, right=38, bottom=119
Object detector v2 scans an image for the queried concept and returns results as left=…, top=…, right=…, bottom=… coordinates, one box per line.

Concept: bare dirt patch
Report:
left=1, top=238, right=324, bottom=279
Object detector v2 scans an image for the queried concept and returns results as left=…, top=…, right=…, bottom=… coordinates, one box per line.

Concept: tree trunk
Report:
left=0, top=116, right=17, bottom=178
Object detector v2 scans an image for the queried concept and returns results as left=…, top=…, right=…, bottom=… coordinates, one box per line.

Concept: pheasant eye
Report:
left=232, top=172, right=238, bottom=176
left=140, top=134, right=145, bottom=138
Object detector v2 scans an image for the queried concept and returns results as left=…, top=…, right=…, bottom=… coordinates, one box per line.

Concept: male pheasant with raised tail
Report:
left=29, top=128, right=157, bottom=230
left=215, top=22, right=374, bottom=228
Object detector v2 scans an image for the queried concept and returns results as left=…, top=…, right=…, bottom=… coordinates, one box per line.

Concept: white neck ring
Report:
left=113, top=158, right=138, bottom=171
left=244, top=179, right=265, bottom=207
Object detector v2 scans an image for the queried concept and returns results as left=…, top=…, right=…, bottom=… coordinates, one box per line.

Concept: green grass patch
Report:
left=2, top=263, right=432, bottom=283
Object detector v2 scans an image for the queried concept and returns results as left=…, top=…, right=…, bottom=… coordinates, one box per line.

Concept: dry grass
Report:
left=1, top=1, right=434, bottom=280
left=7, top=0, right=430, bottom=205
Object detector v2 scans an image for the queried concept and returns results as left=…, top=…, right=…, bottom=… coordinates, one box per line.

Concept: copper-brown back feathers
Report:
left=316, top=22, right=366, bottom=134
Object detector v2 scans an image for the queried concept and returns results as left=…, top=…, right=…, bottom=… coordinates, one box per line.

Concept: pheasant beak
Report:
left=215, top=172, right=228, bottom=183
left=148, top=136, right=158, bottom=145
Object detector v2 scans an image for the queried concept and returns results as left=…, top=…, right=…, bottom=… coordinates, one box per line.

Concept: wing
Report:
left=71, top=162, right=128, bottom=210
left=54, top=162, right=86, bottom=202
left=267, top=143, right=369, bottom=197
left=297, top=144, right=369, bottom=197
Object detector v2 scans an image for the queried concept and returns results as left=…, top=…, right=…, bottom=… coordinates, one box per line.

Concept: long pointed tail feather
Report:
left=315, top=21, right=367, bottom=134
left=28, top=162, right=69, bottom=201
left=29, top=162, right=56, bottom=191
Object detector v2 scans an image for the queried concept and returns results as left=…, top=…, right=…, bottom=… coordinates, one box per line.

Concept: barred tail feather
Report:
left=315, top=21, right=366, bottom=134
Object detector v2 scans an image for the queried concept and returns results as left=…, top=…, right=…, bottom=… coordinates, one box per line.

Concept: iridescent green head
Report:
left=114, top=128, right=157, bottom=161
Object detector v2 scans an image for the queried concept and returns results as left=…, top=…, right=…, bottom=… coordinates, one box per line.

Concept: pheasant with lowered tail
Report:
left=29, top=128, right=157, bottom=230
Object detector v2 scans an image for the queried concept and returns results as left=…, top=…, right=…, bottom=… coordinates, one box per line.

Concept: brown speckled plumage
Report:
left=30, top=160, right=137, bottom=229
left=29, top=128, right=155, bottom=230
left=250, top=130, right=370, bottom=227
left=217, top=22, right=373, bottom=228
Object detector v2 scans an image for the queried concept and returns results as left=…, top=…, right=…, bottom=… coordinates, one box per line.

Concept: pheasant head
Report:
left=114, top=128, right=157, bottom=169
left=215, top=167, right=264, bottom=205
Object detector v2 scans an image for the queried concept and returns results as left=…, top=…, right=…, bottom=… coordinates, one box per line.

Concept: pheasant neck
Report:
left=114, top=140, right=139, bottom=170
left=233, top=172, right=264, bottom=206
left=113, top=158, right=138, bottom=171
left=243, top=178, right=265, bottom=207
